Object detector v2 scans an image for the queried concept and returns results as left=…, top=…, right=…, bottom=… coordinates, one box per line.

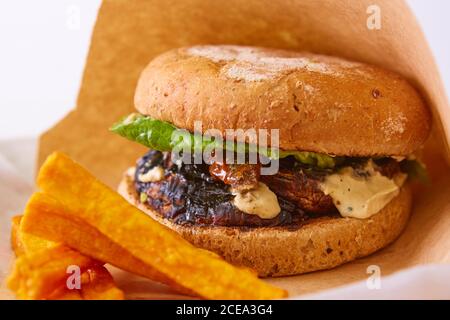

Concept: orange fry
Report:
left=20, top=229, right=58, bottom=253
left=56, top=290, right=84, bottom=300
left=21, top=192, right=196, bottom=296
left=11, top=216, right=25, bottom=256
left=10, top=209, right=123, bottom=300
left=45, top=267, right=124, bottom=300
left=11, top=214, right=57, bottom=256
left=10, top=216, right=85, bottom=299
left=30, top=152, right=287, bottom=299
left=48, top=287, right=83, bottom=300
left=7, top=245, right=99, bottom=300
left=80, top=266, right=124, bottom=300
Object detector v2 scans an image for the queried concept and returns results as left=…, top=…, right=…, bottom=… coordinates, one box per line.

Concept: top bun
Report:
left=135, top=45, right=431, bottom=156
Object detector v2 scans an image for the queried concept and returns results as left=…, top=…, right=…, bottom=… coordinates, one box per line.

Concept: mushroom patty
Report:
left=134, top=151, right=311, bottom=227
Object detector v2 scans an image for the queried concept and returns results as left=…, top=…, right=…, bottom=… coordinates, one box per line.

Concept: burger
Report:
left=112, top=45, right=431, bottom=277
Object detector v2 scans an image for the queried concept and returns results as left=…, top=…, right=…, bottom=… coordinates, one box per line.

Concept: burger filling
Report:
left=112, top=114, right=426, bottom=228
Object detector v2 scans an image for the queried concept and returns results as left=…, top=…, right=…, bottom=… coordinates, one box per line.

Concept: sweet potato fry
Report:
left=10, top=216, right=85, bottom=299
left=46, top=267, right=124, bottom=300
left=20, top=229, right=58, bottom=253
left=12, top=214, right=58, bottom=256
left=21, top=193, right=171, bottom=283
left=47, top=287, right=83, bottom=300
left=7, top=244, right=99, bottom=300
left=11, top=216, right=25, bottom=256
left=56, top=290, right=84, bottom=300
left=31, top=152, right=287, bottom=299
left=80, top=266, right=124, bottom=300
left=10, top=208, right=123, bottom=300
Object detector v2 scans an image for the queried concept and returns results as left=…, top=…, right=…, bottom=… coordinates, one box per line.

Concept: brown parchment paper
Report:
left=36, top=0, right=450, bottom=298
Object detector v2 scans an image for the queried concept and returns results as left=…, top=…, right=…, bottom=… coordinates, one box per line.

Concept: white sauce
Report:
left=137, top=166, right=165, bottom=183
left=127, top=167, right=136, bottom=179
left=233, top=182, right=281, bottom=219
left=319, top=161, right=406, bottom=219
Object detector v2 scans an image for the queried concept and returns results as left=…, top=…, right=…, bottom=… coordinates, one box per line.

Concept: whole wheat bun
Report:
left=119, top=173, right=412, bottom=277
left=135, top=45, right=431, bottom=156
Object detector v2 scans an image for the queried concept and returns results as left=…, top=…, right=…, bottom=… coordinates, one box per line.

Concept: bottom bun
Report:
left=118, top=173, right=412, bottom=277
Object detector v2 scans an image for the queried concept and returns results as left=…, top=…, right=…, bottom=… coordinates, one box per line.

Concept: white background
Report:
left=0, top=0, right=449, bottom=139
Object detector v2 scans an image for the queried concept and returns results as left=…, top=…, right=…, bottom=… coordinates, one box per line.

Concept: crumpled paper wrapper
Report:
left=27, top=0, right=450, bottom=298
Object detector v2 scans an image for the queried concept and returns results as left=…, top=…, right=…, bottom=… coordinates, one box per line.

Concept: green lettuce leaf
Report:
left=278, top=150, right=342, bottom=169
left=110, top=113, right=177, bottom=151
left=401, top=159, right=429, bottom=182
left=110, top=113, right=340, bottom=168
